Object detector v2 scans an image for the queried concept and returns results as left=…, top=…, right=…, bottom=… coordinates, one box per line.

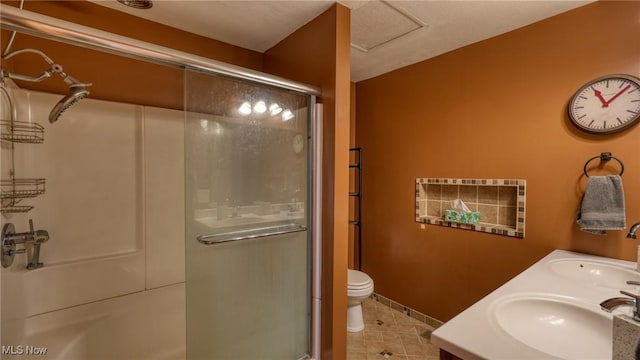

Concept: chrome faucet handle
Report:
left=620, top=290, right=640, bottom=321
left=620, top=290, right=640, bottom=298
left=1, top=223, right=18, bottom=268
left=0, top=221, right=50, bottom=270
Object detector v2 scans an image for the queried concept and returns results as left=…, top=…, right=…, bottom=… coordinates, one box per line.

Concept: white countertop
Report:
left=431, top=249, right=639, bottom=360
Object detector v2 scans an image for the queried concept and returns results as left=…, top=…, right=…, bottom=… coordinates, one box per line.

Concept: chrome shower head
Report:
left=49, top=74, right=91, bottom=123
left=0, top=48, right=92, bottom=123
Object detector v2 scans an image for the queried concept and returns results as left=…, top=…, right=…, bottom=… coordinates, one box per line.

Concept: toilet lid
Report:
left=348, top=269, right=373, bottom=288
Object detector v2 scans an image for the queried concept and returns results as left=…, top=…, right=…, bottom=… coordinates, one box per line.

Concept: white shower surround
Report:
left=1, top=86, right=186, bottom=359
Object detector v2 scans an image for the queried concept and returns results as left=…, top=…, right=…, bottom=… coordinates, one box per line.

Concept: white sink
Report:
left=432, top=250, right=638, bottom=360
left=491, top=294, right=612, bottom=359
left=548, top=259, right=640, bottom=289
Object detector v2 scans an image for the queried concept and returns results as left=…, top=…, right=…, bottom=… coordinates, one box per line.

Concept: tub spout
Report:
left=27, top=229, right=49, bottom=270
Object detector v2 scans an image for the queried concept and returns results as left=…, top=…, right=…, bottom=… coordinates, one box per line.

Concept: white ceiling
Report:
left=91, top=0, right=594, bottom=82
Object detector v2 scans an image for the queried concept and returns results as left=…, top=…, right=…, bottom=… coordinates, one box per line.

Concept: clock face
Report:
left=568, top=74, right=640, bottom=134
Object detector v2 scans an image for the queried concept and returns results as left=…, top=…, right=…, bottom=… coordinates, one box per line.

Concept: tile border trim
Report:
left=415, top=178, right=526, bottom=238
left=372, top=292, right=443, bottom=329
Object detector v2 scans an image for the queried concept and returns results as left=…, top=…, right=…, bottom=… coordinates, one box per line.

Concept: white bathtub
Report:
left=2, top=283, right=185, bottom=360
left=0, top=88, right=186, bottom=360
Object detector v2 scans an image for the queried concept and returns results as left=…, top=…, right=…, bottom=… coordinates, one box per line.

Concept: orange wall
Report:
left=264, top=4, right=351, bottom=359
left=355, top=1, right=640, bottom=322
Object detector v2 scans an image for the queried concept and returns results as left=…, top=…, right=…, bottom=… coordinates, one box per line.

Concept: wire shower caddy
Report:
left=0, top=82, right=46, bottom=214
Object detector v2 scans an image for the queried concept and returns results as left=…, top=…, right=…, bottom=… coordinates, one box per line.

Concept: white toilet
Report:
left=347, top=269, right=374, bottom=332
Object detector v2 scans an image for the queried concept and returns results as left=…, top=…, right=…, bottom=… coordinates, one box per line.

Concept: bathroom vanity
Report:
left=431, top=249, right=639, bottom=359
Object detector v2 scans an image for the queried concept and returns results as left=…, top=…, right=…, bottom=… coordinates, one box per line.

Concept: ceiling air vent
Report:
left=350, top=1, right=427, bottom=53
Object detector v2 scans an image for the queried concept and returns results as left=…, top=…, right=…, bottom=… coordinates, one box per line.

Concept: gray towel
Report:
left=576, top=175, right=626, bottom=234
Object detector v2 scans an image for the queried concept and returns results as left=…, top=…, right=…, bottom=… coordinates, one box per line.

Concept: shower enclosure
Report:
left=185, top=71, right=314, bottom=359
left=0, top=5, right=322, bottom=360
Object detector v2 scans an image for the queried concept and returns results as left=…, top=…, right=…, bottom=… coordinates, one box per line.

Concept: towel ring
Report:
left=583, top=152, right=624, bottom=177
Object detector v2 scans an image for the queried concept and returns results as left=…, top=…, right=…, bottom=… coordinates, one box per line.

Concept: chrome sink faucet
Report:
left=628, top=222, right=640, bottom=239
left=627, top=222, right=640, bottom=272
left=601, top=281, right=640, bottom=321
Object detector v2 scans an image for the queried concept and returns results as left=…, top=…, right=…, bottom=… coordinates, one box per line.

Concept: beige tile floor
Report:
left=347, top=297, right=440, bottom=360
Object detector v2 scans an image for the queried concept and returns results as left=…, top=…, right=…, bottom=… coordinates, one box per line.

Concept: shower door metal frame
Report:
left=1, top=6, right=323, bottom=360
left=0, top=6, right=320, bottom=96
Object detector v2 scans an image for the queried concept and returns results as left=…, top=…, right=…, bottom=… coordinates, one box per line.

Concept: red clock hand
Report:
left=605, top=84, right=631, bottom=106
left=593, top=88, right=608, bottom=107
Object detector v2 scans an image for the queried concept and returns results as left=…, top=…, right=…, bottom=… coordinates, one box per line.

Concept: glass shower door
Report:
left=184, top=69, right=312, bottom=359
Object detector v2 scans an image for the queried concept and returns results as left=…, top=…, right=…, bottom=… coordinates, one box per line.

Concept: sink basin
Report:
left=548, top=259, right=640, bottom=289
left=491, top=294, right=611, bottom=359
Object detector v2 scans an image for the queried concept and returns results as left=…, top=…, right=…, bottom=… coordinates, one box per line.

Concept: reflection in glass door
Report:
left=185, top=69, right=312, bottom=359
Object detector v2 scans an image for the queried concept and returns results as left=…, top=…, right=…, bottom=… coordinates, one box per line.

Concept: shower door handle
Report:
left=197, top=222, right=307, bottom=245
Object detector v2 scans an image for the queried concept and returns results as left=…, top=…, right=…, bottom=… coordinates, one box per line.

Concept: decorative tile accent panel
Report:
left=415, top=178, right=526, bottom=238
left=372, top=293, right=443, bottom=329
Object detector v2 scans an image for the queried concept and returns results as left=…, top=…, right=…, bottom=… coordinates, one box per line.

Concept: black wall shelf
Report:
left=349, top=147, right=362, bottom=270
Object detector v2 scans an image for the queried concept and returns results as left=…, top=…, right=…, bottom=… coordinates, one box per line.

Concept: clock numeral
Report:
left=618, top=82, right=625, bottom=89
left=603, top=121, right=607, bottom=128
left=578, top=114, right=587, bottom=120
left=629, top=88, right=639, bottom=94
left=575, top=106, right=584, bottom=109
left=617, top=117, right=624, bottom=124
left=628, top=110, right=638, bottom=114
left=631, top=99, right=640, bottom=103
left=579, top=95, right=588, bottom=100
left=588, top=120, right=595, bottom=127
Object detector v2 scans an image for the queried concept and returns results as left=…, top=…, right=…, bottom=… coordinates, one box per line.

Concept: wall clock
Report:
left=568, top=74, right=640, bottom=134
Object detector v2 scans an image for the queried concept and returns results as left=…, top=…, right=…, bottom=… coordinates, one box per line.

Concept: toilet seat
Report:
left=348, top=269, right=373, bottom=290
